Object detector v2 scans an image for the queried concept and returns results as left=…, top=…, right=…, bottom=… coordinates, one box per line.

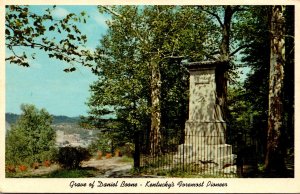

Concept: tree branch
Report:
left=230, top=44, right=252, bottom=56
left=6, top=37, right=92, bottom=67
left=101, top=6, right=127, bottom=21
left=199, top=6, right=224, bottom=28
left=232, top=5, right=247, bottom=14
left=100, top=6, right=148, bottom=45
left=162, top=55, right=186, bottom=60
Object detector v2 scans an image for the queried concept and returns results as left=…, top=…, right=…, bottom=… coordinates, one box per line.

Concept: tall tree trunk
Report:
left=134, top=131, right=140, bottom=168
left=216, top=6, right=233, bottom=121
left=149, top=56, right=162, bottom=156
left=220, top=6, right=232, bottom=61
left=264, top=5, right=286, bottom=175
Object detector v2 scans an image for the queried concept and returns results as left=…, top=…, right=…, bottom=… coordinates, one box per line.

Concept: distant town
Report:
left=5, top=113, right=100, bottom=148
left=54, top=123, right=99, bottom=147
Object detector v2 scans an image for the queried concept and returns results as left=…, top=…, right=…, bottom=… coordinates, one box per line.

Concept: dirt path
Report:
left=81, top=157, right=133, bottom=177
left=22, top=157, right=133, bottom=178
left=26, top=164, right=60, bottom=176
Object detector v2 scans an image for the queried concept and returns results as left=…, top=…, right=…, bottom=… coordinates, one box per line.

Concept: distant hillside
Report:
left=52, top=115, right=80, bottom=124
left=5, top=113, right=101, bottom=144
left=5, top=113, right=80, bottom=125
left=6, top=121, right=11, bottom=133
left=5, top=113, right=19, bottom=124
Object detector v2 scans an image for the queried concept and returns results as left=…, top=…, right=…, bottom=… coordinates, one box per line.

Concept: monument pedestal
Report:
left=174, top=61, right=236, bottom=173
left=174, top=129, right=236, bottom=170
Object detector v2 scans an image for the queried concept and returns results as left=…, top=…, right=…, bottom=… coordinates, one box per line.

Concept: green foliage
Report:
left=5, top=104, right=57, bottom=166
left=88, top=132, right=112, bottom=154
left=119, top=143, right=135, bottom=157
left=88, top=6, right=210, bottom=149
left=227, top=84, right=266, bottom=162
left=226, top=7, right=271, bottom=156
left=5, top=5, right=94, bottom=69
left=56, top=146, right=92, bottom=169
left=160, top=59, right=189, bottom=144
left=88, top=6, right=273, bottom=152
left=228, top=6, right=294, bottom=169
left=228, top=86, right=259, bottom=134
left=120, top=156, right=134, bottom=163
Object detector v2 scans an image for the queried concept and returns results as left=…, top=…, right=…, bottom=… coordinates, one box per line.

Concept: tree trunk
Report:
left=149, top=56, right=162, bottom=156
left=134, top=131, right=140, bottom=168
left=264, top=6, right=286, bottom=175
left=220, top=6, right=232, bottom=61
left=216, top=6, right=233, bottom=121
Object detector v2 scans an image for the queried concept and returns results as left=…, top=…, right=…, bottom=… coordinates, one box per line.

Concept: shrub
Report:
left=32, top=162, right=40, bottom=169
left=97, top=151, right=103, bottom=160
left=19, top=165, right=27, bottom=172
left=88, top=132, right=112, bottom=154
left=56, top=146, right=91, bottom=169
left=119, top=143, right=135, bottom=157
left=105, top=153, right=112, bottom=159
left=5, top=104, right=57, bottom=167
left=120, top=156, right=133, bottom=163
left=44, top=160, right=51, bottom=167
left=115, top=149, right=122, bottom=157
left=6, top=165, right=16, bottom=173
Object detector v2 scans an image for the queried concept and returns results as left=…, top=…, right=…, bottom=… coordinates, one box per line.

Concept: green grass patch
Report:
left=6, top=171, right=30, bottom=178
left=44, top=168, right=96, bottom=178
left=137, top=163, right=237, bottom=178
left=6, top=167, right=98, bottom=178
left=120, top=156, right=134, bottom=163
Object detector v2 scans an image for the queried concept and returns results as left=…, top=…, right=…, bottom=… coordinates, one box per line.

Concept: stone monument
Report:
left=174, top=61, right=236, bottom=172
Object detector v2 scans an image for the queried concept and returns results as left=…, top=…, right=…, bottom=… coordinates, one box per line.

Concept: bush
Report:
left=88, top=132, right=112, bottom=154
left=56, top=146, right=91, bottom=169
left=44, top=160, right=51, bottom=167
left=19, top=165, right=27, bottom=172
left=6, top=165, right=16, bottom=173
left=5, top=104, right=57, bottom=167
left=119, top=143, right=135, bottom=157
left=32, top=162, right=40, bottom=169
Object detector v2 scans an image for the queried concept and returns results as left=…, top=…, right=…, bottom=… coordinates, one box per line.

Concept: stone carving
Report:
left=174, top=61, right=236, bottom=173
left=194, top=74, right=210, bottom=84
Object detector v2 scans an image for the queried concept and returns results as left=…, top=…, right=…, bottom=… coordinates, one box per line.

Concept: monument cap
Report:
left=186, top=60, right=229, bottom=71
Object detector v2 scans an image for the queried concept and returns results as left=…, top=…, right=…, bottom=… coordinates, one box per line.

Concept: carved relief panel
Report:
left=189, top=69, right=216, bottom=121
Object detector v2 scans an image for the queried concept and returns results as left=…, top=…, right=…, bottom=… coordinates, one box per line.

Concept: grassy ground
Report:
left=40, top=167, right=97, bottom=178
left=6, top=167, right=98, bottom=178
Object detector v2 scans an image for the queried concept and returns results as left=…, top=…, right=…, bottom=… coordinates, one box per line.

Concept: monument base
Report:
left=174, top=144, right=236, bottom=169
left=173, top=143, right=236, bottom=170
left=173, top=120, right=236, bottom=173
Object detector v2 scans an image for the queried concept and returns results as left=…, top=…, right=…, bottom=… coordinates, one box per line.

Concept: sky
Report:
left=6, top=5, right=110, bottom=117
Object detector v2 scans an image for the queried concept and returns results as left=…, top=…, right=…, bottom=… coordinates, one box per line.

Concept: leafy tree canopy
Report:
left=5, top=5, right=95, bottom=72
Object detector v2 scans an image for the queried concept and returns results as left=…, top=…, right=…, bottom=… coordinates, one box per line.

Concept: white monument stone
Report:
left=174, top=61, right=236, bottom=172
